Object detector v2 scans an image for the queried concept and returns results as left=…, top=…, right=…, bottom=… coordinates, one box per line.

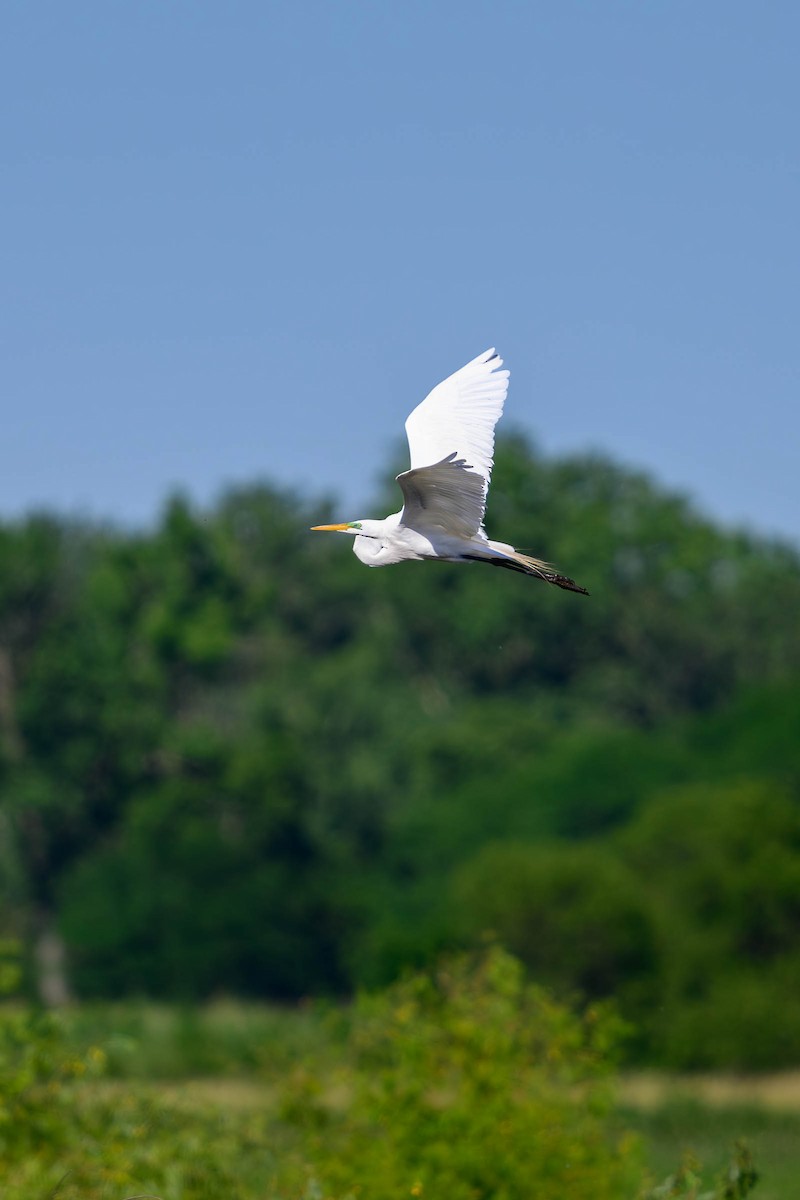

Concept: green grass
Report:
left=622, top=1100, right=800, bottom=1200
left=58, top=997, right=340, bottom=1078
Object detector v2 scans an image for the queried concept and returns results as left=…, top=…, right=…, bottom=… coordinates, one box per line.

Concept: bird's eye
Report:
left=348, top=522, right=362, bottom=530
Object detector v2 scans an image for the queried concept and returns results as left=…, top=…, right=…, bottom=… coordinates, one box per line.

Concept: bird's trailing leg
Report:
left=463, top=547, right=589, bottom=594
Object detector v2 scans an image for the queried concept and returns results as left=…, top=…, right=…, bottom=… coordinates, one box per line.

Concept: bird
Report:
left=311, top=348, right=588, bottom=595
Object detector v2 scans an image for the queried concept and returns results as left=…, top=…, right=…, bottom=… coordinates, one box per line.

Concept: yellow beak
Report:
left=310, top=523, right=350, bottom=532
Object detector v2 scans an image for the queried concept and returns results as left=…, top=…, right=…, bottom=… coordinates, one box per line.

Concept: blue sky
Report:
left=3, top=2, right=798, bottom=542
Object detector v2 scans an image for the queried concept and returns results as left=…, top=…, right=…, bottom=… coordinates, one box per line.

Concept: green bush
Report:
left=279, top=945, right=644, bottom=1200
left=0, top=946, right=253, bottom=1200
left=452, top=841, right=658, bottom=1017
left=0, top=1002, right=256, bottom=1200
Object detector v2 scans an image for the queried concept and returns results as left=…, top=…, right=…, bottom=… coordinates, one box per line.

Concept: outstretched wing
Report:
left=404, top=347, right=509, bottom=491
left=397, top=453, right=487, bottom=539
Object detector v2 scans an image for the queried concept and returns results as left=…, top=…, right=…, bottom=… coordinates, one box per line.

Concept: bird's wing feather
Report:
left=397, top=454, right=487, bottom=539
left=404, top=348, right=509, bottom=492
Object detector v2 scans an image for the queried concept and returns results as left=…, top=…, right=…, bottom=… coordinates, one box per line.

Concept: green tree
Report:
left=620, top=779, right=800, bottom=1067
left=2, top=436, right=800, bottom=1016
left=453, top=841, right=658, bottom=1020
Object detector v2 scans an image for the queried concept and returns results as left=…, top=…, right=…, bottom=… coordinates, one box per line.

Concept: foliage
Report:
left=278, top=946, right=642, bottom=1200
left=0, top=1015, right=251, bottom=1200
left=619, top=780, right=800, bottom=1068
left=450, top=778, right=800, bottom=1067
left=1, top=947, right=762, bottom=1200
left=0, top=943, right=248, bottom=1198
left=58, top=997, right=338, bottom=1080
left=0, top=437, right=799, bottom=1071
left=453, top=842, right=659, bottom=1018
left=640, top=1143, right=758, bottom=1200
left=628, top=1099, right=796, bottom=1200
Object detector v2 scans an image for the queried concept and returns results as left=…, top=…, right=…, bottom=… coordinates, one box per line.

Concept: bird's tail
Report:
left=482, top=542, right=589, bottom=594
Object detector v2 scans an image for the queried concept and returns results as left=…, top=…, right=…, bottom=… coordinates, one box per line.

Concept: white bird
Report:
left=311, top=348, right=588, bottom=595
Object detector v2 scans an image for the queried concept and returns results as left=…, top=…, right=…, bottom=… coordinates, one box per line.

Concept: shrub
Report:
left=0, top=951, right=252, bottom=1199
left=452, top=842, right=658, bottom=1020
left=280, top=945, right=643, bottom=1200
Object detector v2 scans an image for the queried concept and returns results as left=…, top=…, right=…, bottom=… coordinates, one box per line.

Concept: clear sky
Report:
left=3, top=2, right=798, bottom=543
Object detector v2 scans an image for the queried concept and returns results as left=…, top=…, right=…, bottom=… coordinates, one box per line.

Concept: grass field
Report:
left=619, top=1070, right=800, bottom=1198
left=619, top=1078, right=800, bottom=1200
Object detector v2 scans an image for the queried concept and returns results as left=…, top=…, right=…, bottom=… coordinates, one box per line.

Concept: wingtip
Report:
left=477, top=347, right=506, bottom=375
left=460, top=347, right=505, bottom=373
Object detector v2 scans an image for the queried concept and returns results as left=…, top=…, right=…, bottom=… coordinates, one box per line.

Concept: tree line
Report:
left=1, top=434, right=799, bottom=1066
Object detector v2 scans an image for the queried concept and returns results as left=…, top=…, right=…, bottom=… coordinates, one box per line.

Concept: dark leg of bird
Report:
left=462, top=555, right=589, bottom=594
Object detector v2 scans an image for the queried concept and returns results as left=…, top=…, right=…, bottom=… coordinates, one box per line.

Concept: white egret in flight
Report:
left=312, top=349, right=588, bottom=595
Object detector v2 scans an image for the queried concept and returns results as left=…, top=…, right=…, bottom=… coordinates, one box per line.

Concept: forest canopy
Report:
left=1, top=434, right=799, bottom=1068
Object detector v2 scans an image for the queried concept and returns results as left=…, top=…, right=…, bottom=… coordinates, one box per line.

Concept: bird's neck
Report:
left=351, top=515, right=404, bottom=567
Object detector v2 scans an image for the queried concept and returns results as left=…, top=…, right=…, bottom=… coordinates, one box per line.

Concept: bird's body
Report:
left=312, top=349, right=588, bottom=595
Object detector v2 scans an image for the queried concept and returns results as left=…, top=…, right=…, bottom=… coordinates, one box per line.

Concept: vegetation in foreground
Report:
left=0, top=948, right=768, bottom=1200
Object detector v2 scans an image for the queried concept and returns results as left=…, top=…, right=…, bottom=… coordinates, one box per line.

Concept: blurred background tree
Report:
left=1, top=435, right=799, bottom=1067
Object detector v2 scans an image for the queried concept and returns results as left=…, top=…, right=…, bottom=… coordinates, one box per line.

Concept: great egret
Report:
left=311, top=348, right=588, bottom=595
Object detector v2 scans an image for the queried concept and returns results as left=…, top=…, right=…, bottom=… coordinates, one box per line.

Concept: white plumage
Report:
left=406, top=347, right=508, bottom=482
left=311, top=348, right=588, bottom=595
